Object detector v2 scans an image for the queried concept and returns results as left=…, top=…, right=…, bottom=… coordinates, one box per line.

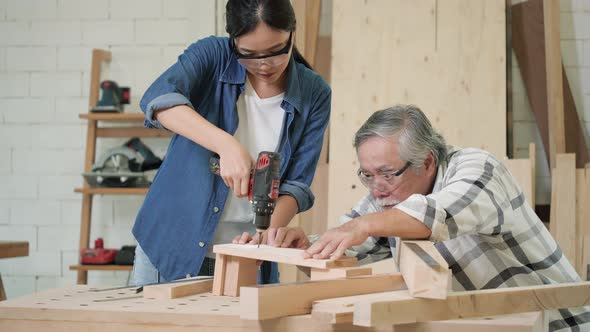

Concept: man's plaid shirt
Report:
left=340, top=147, right=589, bottom=331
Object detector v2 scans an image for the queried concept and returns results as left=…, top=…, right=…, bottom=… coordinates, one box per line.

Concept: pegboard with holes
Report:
left=0, top=285, right=345, bottom=331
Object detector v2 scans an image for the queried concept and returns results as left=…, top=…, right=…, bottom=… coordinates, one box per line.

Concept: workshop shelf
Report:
left=75, top=187, right=149, bottom=195
left=69, top=264, right=133, bottom=272
left=73, top=49, right=171, bottom=285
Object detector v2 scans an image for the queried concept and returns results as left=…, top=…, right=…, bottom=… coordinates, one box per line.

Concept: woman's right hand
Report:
left=218, top=137, right=253, bottom=197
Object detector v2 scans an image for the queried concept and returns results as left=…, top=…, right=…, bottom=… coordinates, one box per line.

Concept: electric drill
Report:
left=209, top=151, right=281, bottom=246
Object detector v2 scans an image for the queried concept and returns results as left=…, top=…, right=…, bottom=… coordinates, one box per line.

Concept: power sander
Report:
left=209, top=151, right=281, bottom=246
left=91, top=80, right=130, bottom=113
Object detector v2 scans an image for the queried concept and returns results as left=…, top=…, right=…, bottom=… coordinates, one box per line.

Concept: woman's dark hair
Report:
left=225, top=0, right=312, bottom=69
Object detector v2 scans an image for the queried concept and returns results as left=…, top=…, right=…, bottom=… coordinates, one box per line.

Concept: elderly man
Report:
left=253, top=104, right=588, bottom=331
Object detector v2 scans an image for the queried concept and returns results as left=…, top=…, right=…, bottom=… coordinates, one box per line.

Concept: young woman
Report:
left=131, top=0, right=331, bottom=286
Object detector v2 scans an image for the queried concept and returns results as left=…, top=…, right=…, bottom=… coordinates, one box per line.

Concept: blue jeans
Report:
left=131, top=244, right=279, bottom=286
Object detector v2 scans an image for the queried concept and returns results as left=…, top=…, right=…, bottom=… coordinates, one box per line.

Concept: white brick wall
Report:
left=0, top=0, right=218, bottom=298
left=512, top=1, right=590, bottom=205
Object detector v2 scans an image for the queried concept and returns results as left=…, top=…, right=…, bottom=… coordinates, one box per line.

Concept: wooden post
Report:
left=550, top=154, right=576, bottom=264
left=398, top=241, right=451, bottom=299
left=543, top=0, right=565, bottom=167
left=212, top=253, right=258, bottom=297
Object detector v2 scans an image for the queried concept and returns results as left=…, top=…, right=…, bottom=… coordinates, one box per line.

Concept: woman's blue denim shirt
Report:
left=132, top=36, right=331, bottom=281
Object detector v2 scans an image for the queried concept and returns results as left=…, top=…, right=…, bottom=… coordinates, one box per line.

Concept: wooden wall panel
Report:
left=328, top=0, right=506, bottom=227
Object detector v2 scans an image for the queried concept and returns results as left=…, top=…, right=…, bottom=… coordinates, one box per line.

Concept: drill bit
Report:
left=257, top=231, right=262, bottom=248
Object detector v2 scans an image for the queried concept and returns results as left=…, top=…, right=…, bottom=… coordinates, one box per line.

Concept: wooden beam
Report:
left=398, top=241, right=451, bottom=299
left=313, top=293, right=544, bottom=330
left=96, top=127, right=172, bottom=138
left=240, top=273, right=406, bottom=320
left=512, top=0, right=590, bottom=168
left=223, top=256, right=258, bottom=297
left=0, top=242, right=29, bottom=259
left=212, top=253, right=227, bottom=296
left=88, top=49, right=111, bottom=110
left=352, top=281, right=590, bottom=327
left=142, top=279, right=213, bottom=300
left=543, top=0, right=565, bottom=167
left=576, top=166, right=590, bottom=278
left=212, top=244, right=357, bottom=269
left=550, top=154, right=576, bottom=264
left=310, top=267, right=372, bottom=281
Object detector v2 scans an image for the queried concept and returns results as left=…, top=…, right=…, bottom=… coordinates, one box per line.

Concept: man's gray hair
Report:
left=354, top=104, right=448, bottom=168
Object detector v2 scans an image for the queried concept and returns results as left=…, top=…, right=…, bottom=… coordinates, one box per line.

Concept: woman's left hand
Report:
left=232, top=227, right=310, bottom=249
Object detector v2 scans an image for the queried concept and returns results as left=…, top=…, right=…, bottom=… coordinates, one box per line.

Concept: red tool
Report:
left=80, top=238, right=118, bottom=265
left=209, top=151, right=281, bottom=246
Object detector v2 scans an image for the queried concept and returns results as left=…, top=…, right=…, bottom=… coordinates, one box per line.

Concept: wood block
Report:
left=223, top=256, right=257, bottom=297
left=142, top=279, right=213, bottom=300
left=0, top=242, right=29, bottom=259
left=240, top=273, right=405, bottom=320
left=212, top=253, right=227, bottom=296
left=212, top=244, right=357, bottom=269
left=352, top=281, right=590, bottom=327
left=310, top=267, right=372, bottom=281
left=550, top=154, right=576, bottom=264
left=504, top=157, right=534, bottom=207
left=399, top=241, right=451, bottom=299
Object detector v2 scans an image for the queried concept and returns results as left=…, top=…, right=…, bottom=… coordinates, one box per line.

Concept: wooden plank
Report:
left=550, top=154, right=576, bottom=264
left=310, top=267, right=372, bottom=281
left=239, top=273, right=405, bottom=320
left=398, top=241, right=451, bottom=299
left=352, top=281, right=590, bottom=327
left=69, top=265, right=133, bottom=271
left=512, top=0, right=590, bottom=169
left=212, top=253, right=227, bottom=296
left=96, top=127, right=172, bottom=138
left=312, top=292, right=543, bottom=330
left=75, top=188, right=149, bottom=195
left=143, top=279, right=213, bottom=300
left=88, top=49, right=111, bottom=109
left=212, top=244, right=357, bottom=269
left=79, top=113, right=146, bottom=122
left=328, top=0, right=506, bottom=228
left=504, top=158, right=534, bottom=207
left=0, top=276, right=5, bottom=301
left=0, top=242, right=29, bottom=259
left=543, top=0, right=565, bottom=167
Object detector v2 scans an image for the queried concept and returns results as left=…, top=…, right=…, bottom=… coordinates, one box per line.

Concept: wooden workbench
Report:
left=0, top=241, right=29, bottom=301
left=0, top=285, right=543, bottom=331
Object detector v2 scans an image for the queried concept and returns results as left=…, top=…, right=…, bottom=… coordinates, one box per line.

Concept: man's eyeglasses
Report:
left=357, top=161, right=412, bottom=189
left=232, top=31, right=292, bottom=69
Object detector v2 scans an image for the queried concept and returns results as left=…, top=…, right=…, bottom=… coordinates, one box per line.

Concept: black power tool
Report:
left=209, top=151, right=281, bottom=246
left=91, top=80, right=130, bottom=113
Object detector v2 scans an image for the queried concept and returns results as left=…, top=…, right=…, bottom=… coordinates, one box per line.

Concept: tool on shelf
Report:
left=81, top=238, right=118, bottom=265
left=91, top=80, right=130, bottom=113
left=82, top=137, right=162, bottom=188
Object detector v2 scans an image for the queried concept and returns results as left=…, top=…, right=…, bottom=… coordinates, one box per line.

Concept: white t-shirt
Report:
left=208, top=79, right=285, bottom=256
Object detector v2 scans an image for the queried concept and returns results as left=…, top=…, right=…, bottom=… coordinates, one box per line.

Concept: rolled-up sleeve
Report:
left=140, top=36, right=219, bottom=130
left=279, top=180, right=315, bottom=212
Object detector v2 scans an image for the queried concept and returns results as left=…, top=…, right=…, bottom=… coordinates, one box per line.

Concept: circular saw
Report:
left=82, top=138, right=162, bottom=188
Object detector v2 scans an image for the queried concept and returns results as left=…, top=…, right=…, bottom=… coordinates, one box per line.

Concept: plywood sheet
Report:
left=328, top=0, right=506, bottom=227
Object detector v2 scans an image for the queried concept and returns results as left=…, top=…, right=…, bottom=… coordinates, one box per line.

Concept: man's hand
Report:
left=232, top=227, right=310, bottom=249
left=303, top=219, right=369, bottom=260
